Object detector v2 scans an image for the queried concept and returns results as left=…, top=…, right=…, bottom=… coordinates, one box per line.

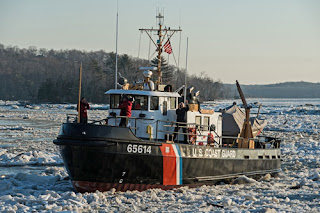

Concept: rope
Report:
left=138, top=31, right=142, bottom=58
left=148, top=31, right=152, bottom=61
left=171, top=49, right=178, bottom=67
left=149, top=50, right=157, bottom=62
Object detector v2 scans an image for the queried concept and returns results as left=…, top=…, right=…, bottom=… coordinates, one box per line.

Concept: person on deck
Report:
left=173, top=100, right=189, bottom=143
left=77, top=97, right=90, bottom=123
left=119, top=96, right=132, bottom=127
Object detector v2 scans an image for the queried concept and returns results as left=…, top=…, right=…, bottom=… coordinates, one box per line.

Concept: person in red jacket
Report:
left=119, top=96, right=132, bottom=127
left=77, top=97, right=90, bottom=123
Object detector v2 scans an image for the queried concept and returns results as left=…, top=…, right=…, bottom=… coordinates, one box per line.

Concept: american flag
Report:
left=163, top=40, right=172, bottom=54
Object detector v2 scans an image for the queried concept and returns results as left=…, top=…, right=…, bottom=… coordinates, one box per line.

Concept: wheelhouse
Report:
left=105, top=89, right=222, bottom=145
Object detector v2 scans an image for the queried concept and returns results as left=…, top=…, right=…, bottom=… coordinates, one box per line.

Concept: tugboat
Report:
left=53, top=13, right=281, bottom=192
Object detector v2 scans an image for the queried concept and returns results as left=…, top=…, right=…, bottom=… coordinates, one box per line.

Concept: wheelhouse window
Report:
left=195, top=116, right=202, bottom=130
left=203, top=116, right=210, bottom=131
left=110, top=94, right=148, bottom=110
left=132, top=95, right=148, bottom=110
left=163, top=101, right=168, bottom=115
left=170, top=97, right=176, bottom=109
left=150, top=96, right=159, bottom=110
left=110, top=94, right=120, bottom=109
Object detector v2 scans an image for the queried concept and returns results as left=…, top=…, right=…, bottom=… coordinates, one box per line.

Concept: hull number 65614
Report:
left=127, top=144, right=151, bottom=154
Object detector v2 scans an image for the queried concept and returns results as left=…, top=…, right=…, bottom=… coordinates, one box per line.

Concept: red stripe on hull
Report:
left=160, top=144, right=177, bottom=185
left=72, top=181, right=193, bottom=192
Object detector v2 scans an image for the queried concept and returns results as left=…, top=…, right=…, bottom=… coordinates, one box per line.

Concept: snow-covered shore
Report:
left=0, top=99, right=319, bottom=212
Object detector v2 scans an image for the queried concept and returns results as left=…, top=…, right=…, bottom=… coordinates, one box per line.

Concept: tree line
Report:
left=0, top=44, right=225, bottom=103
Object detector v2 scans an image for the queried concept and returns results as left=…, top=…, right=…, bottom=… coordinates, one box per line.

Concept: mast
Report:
left=156, top=13, right=163, bottom=89
left=139, top=13, right=181, bottom=91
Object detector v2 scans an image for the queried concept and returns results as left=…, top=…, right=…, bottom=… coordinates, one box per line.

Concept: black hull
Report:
left=54, top=123, right=281, bottom=192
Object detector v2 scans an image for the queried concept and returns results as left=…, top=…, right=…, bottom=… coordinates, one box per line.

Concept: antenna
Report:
left=115, top=0, right=119, bottom=89
left=156, top=11, right=164, bottom=26
left=178, top=26, right=181, bottom=67
left=178, top=8, right=182, bottom=67
left=184, top=37, right=189, bottom=102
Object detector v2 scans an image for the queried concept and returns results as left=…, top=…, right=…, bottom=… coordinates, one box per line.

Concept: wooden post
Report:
left=77, top=62, right=82, bottom=123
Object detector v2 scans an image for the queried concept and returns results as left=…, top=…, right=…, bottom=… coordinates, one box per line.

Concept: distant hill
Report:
left=0, top=44, right=224, bottom=102
left=223, top=81, right=320, bottom=98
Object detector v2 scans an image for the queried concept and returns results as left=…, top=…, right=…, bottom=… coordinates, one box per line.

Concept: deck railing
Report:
left=155, top=119, right=222, bottom=146
left=65, top=114, right=280, bottom=149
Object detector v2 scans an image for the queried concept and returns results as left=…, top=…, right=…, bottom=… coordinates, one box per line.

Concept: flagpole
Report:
left=184, top=38, right=188, bottom=103
left=115, top=0, right=119, bottom=89
left=77, top=62, right=82, bottom=123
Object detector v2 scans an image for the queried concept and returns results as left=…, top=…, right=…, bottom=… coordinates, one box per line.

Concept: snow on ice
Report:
left=0, top=99, right=319, bottom=212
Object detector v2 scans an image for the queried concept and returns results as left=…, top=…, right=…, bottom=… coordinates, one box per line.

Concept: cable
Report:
left=138, top=31, right=142, bottom=58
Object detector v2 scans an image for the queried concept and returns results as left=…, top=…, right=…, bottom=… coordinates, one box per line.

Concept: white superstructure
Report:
left=105, top=89, right=222, bottom=145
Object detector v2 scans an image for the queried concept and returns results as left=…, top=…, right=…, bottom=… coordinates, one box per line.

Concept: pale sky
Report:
left=1, top=0, right=320, bottom=84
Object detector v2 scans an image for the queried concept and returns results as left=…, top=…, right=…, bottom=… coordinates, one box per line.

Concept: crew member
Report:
left=173, top=100, right=189, bottom=143
left=119, top=95, right=132, bottom=127
left=77, top=97, right=90, bottom=123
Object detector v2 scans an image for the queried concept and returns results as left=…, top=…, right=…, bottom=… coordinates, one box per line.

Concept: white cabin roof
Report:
left=105, top=89, right=181, bottom=97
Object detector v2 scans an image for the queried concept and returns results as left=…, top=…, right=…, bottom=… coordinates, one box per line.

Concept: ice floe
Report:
left=0, top=98, right=319, bottom=212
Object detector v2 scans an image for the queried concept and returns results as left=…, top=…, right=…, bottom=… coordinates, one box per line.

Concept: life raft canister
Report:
left=188, top=127, right=197, bottom=144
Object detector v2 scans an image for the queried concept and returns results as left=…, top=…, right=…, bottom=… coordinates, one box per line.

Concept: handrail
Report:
left=158, top=130, right=196, bottom=136
left=156, top=119, right=196, bottom=125
left=107, top=115, right=154, bottom=120
left=65, top=114, right=280, bottom=149
left=158, top=120, right=221, bottom=140
left=106, top=115, right=155, bottom=135
left=155, top=119, right=222, bottom=144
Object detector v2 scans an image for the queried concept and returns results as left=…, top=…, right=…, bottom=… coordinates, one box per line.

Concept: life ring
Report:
left=207, top=133, right=215, bottom=146
left=188, top=128, right=197, bottom=144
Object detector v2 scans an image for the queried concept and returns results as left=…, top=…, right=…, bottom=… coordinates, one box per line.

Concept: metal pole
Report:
left=77, top=62, right=82, bottom=123
left=184, top=37, right=188, bottom=102
left=178, top=27, right=181, bottom=67
left=156, top=120, right=158, bottom=142
left=115, top=0, right=119, bottom=89
left=135, top=118, right=137, bottom=134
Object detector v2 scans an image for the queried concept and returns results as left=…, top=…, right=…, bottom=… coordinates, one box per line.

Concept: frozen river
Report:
left=0, top=99, right=319, bottom=212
